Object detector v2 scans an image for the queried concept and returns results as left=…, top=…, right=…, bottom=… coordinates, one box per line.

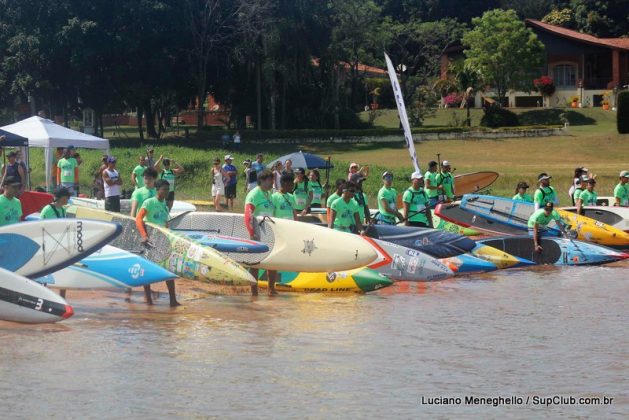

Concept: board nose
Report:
left=352, top=268, right=392, bottom=292
left=62, top=305, right=74, bottom=319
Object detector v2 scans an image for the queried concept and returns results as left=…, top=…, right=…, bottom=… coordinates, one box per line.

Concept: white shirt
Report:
left=103, top=168, right=121, bottom=197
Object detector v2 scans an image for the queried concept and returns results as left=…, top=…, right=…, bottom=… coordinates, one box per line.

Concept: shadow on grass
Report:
left=518, top=109, right=596, bottom=126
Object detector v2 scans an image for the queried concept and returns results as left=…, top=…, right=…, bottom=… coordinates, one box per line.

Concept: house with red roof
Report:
left=440, top=19, right=629, bottom=108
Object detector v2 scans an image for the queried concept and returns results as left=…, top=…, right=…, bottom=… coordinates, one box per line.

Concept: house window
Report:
left=553, top=64, right=577, bottom=88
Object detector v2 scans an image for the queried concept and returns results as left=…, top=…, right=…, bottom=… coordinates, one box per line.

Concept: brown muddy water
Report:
left=1, top=262, right=627, bottom=418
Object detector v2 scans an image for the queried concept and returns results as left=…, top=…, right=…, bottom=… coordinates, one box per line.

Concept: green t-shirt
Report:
left=512, top=193, right=534, bottom=203
left=377, top=186, right=398, bottom=219
left=307, top=182, right=323, bottom=206
left=353, top=191, right=368, bottom=222
left=534, top=186, right=557, bottom=206
left=578, top=189, right=597, bottom=206
left=331, top=197, right=360, bottom=232
left=131, top=187, right=157, bottom=215
left=402, top=187, right=429, bottom=224
left=160, top=169, right=176, bottom=192
left=527, top=208, right=561, bottom=228
left=40, top=204, right=66, bottom=219
left=326, top=192, right=340, bottom=208
left=424, top=170, right=439, bottom=198
left=140, top=197, right=170, bottom=227
left=0, top=195, right=22, bottom=226
left=436, top=172, right=454, bottom=199
left=57, top=157, right=77, bottom=183
left=293, top=181, right=308, bottom=210
left=271, top=192, right=296, bottom=220
left=572, top=187, right=584, bottom=202
left=132, top=165, right=146, bottom=188
left=613, top=183, right=628, bottom=206
left=245, top=186, right=275, bottom=217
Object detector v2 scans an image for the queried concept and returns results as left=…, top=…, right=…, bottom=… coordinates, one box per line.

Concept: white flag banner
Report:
left=384, top=52, right=420, bottom=173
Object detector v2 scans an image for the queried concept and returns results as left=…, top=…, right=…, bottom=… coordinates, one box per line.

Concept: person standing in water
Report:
left=136, top=179, right=179, bottom=306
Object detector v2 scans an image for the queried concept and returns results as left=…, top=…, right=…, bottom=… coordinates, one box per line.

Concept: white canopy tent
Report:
left=1, top=116, right=110, bottom=191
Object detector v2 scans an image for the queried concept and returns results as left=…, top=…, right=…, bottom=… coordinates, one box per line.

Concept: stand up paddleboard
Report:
left=561, top=206, right=629, bottom=233
left=0, top=268, right=74, bottom=323
left=435, top=202, right=523, bottom=236
left=70, top=197, right=196, bottom=215
left=455, top=171, right=499, bottom=195
left=0, top=219, right=122, bottom=279
left=37, top=245, right=177, bottom=289
left=257, top=268, right=392, bottom=293
left=169, top=212, right=378, bottom=272
left=179, top=232, right=269, bottom=253
left=460, top=194, right=629, bottom=247
left=66, top=206, right=255, bottom=286
left=478, top=236, right=629, bottom=266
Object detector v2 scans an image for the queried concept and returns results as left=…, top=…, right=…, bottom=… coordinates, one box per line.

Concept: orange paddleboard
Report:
left=454, top=171, right=499, bottom=195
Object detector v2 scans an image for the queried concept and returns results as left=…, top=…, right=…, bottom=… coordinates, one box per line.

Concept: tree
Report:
left=463, top=9, right=545, bottom=105
left=454, top=63, right=483, bottom=126
left=541, top=8, right=576, bottom=28
left=571, top=0, right=629, bottom=37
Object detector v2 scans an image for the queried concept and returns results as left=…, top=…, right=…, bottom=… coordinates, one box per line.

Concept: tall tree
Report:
left=463, top=9, right=545, bottom=104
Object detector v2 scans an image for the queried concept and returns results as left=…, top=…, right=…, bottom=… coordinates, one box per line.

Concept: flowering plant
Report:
left=443, top=92, right=462, bottom=107
left=533, top=76, right=556, bottom=96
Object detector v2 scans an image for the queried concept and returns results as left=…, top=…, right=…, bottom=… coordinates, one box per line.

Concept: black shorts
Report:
left=225, top=184, right=237, bottom=199
left=105, top=195, right=121, bottom=213
left=167, top=191, right=175, bottom=202
left=408, top=221, right=429, bottom=228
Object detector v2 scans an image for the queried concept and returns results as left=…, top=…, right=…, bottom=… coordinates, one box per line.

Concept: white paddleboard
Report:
left=37, top=245, right=177, bottom=289
left=70, top=197, right=196, bottom=214
left=0, top=267, right=74, bottom=323
left=0, top=219, right=122, bottom=279
left=169, top=212, right=378, bottom=272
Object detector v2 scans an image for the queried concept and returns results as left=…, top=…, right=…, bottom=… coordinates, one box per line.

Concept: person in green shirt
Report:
left=329, top=182, right=364, bottom=234
left=272, top=173, right=297, bottom=220
left=576, top=178, right=597, bottom=215
left=571, top=175, right=588, bottom=206
left=56, top=150, right=78, bottom=196
left=512, top=181, right=533, bottom=202
left=131, top=155, right=147, bottom=189
left=424, top=160, right=440, bottom=208
left=349, top=173, right=370, bottom=225
left=130, top=167, right=158, bottom=217
left=135, top=179, right=178, bottom=307
left=303, top=169, right=323, bottom=215
left=40, top=187, right=71, bottom=219
left=376, top=171, right=403, bottom=225
left=528, top=202, right=568, bottom=253
left=613, top=170, right=629, bottom=207
left=159, top=158, right=185, bottom=211
left=244, top=169, right=275, bottom=296
left=0, top=176, right=22, bottom=226
left=436, top=160, right=455, bottom=203
left=533, top=173, right=558, bottom=210
left=292, top=168, right=308, bottom=212
left=402, top=172, right=432, bottom=228
left=326, top=179, right=346, bottom=225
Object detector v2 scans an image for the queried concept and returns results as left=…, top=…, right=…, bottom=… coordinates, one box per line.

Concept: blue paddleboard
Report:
left=181, top=232, right=269, bottom=253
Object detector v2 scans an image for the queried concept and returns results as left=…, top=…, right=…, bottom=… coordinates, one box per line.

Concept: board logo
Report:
left=326, top=272, right=337, bottom=283
left=302, top=239, right=317, bottom=256
left=76, top=220, right=84, bottom=252
left=128, top=263, right=145, bottom=279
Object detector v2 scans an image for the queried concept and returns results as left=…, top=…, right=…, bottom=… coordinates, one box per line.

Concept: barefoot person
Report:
left=528, top=202, right=568, bottom=253
left=244, top=169, right=275, bottom=296
left=135, top=179, right=179, bottom=306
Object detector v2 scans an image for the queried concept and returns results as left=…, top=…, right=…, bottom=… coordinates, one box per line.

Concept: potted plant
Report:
left=533, top=76, right=556, bottom=107
left=569, top=95, right=579, bottom=108
left=601, top=90, right=611, bottom=110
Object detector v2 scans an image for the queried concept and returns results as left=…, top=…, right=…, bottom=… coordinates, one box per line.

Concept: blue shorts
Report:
left=375, top=213, right=396, bottom=225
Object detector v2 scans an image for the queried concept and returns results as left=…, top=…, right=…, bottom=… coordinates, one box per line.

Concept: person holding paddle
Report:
left=402, top=172, right=432, bottom=228
left=528, top=202, right=568, bottom=253
left=436, top=160, right=455, bottom=203
left=376, top=171, right=404, bottom=225
left=424, top=161, right=441, bottom=208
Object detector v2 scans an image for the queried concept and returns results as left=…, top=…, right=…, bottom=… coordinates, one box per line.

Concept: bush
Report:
left=618, top=91, right=629, bottom=134
left=480, top=105, right=520, bottom=128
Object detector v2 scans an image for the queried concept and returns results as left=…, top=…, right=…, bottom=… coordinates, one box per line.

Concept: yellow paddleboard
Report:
left=257, top=268, right=392, bottom=293
left=557, top=210, right=629, bottom=247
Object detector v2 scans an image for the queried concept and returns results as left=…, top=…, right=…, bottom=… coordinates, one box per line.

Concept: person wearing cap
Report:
left=512, top=181, right=533, bottom=202
left=424, top=161, right=441, bottom=208
left=303, top=169, right=324, bottom=215
left=2, top=151, right=25, bottom=194
left=67, top=145, right=82, bottom=166
left=159, top=157, right=184, bottom=211
left=223, top=155, right=238, bottom=211
left=0, top=176, right=22, bottom=226
left=326, top=179, right=346, bottom=225
left=613, top=170, right=629, bottom=207
left=136, top=179, right=179, bottom=307
left=376, top=171, right=404, bottom=225
left=244, top=169, right=276, bottom=296
left=528, top=202, right=567, bottom=253
left=211, top=158, right=228, bottom=212
left=292, top=168, right=309, bottom=212
left=347, top=163, right=369, bottom=182
left=402, top=172, right=432, bottom=228
left=102, top=156, right=123, bottom=212
left=436, top=160, right=454, bottom=203
left=130, top=167, right=158, bottom=217
left=56, top=148, right=79, bottom=196
left=568, top=167, right=588, bottom=204
left=350, top=173, right=370, bottom=224
left=131, top=155, right=148, bottom=190
left=533, top=173, right=558, bottom=210
left=571, top=175, right=589, bottom=206
left=576, top=178, right=597, bottom=215
left=40, top=187, right=71, bottom=219
left=329, top=181, right=364, bottom=234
